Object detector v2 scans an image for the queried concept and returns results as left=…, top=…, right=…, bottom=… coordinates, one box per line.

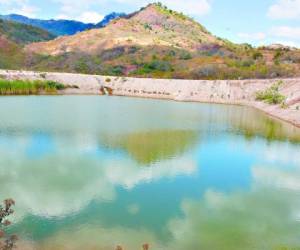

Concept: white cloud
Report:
left=237, top=32, right=266, bottom=41
left=237, top=26, right=300, bottom=48
left=53, top=0, right=211, bottom=21
left=273, top=40, right=300, bottom=48
left=0, top=0, right=39, bottom=17
left=270, top=26, right=300, bottom=39
left=268, top=0, right=300, bottom=19
left=57, top=11, right=104, bottom=23
left=9, top=4, right=39, bottom=17
left=77, top=11, right=104, bottom=24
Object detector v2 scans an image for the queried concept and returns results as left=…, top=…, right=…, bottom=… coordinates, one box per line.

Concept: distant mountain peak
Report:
left=95, top=12, right=126, bottom=28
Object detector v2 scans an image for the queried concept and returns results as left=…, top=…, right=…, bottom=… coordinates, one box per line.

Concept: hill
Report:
left=0, top=18, right=55, bottom=69
left=0, top=36, right=24, bottom=69
left=0, top=13, right=126, bottom=36
left=0, top=18, right=55, bottom=45
left=27, top=3, right=223, bottom=55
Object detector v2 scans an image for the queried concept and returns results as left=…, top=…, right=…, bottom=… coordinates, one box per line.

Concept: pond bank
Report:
left=0, top=69, right=299, bottom=128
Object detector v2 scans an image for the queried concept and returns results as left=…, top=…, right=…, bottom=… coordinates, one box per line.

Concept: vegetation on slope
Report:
left=0, top=19, right=55, bottom=45
left=0, top=36, right=25, bottom=69
left=25, top=44, right=300, bottom=80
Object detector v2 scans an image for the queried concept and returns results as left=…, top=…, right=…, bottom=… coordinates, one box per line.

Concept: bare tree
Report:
left=0, top=199, right=17, bottom=250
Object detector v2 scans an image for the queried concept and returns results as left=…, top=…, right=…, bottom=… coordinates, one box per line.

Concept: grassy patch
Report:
left=0, top=79, right=65, bottom=95
left=256, top=80, right=286, bottom=104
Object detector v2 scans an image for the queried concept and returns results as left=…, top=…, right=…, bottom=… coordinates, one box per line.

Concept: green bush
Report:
left=144, top=23, right=152, bottom=30
left=132, top=60, right=173, bottom=75
left=253, top=51, right=263, bottom=60
left=179, top=52, right=192, bottom=60
left=255, top=81, right=286, bottom=104
left=74, top=59, right=89, bottom=74
left=111, top=66, right=124, bottom=75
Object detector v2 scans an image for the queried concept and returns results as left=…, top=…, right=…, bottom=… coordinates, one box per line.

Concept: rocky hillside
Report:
left=0, top=19, right=55, bottom=45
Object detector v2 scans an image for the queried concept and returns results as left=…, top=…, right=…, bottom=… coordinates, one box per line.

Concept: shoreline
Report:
left=0, top=69, right=299, bottom=128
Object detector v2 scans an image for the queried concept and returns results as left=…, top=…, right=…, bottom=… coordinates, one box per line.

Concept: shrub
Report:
left=168, top=50, right=176, bottom=57
left=144, top=23, right=152, bottom=30
left=111, top=65, right=125, bottom=76
left=253, top=52, right=263, bottom=60
left=101, top=47, right=125, bottom=61
left=74, top=59, right=89, bottom=74
left=148, top=60, right=172, bottom=71
left=255, top=81, right=286, bottom=104
left=179, top=52, right=192, bottom=60
left=195, top=64, right=220, bottom=78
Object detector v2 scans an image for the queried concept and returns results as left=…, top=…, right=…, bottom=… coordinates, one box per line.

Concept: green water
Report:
left=0, top=96, right=300, bottom=250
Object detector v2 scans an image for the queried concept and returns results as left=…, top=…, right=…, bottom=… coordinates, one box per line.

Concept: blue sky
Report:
left=1, top=0, right=300, bottom=47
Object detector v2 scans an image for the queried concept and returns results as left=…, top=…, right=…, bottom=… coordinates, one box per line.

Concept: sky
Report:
left=0, top=0, right=300, bottom=47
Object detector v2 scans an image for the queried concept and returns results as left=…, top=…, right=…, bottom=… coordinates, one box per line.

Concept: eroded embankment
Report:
left=0, top=69, right=299, bottom=128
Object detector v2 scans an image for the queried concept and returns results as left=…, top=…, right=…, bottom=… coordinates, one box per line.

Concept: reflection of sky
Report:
left=8, top=132, right=296, bottom=241
left=0, top=97, right=299, bottom=249
left=26, top=134, right=55, bottom=158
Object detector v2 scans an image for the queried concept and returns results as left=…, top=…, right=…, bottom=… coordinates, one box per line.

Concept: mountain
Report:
left=0, top=14, right=94, bottom=36
left=0, top=12, right=126, bottom=36
left=0, top=18, right=55, bottom=45
left=95, top=12, right=126, bottom=28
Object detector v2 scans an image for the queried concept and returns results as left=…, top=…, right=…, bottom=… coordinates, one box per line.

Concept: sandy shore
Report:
left=0, top=69, right=299, bottom=128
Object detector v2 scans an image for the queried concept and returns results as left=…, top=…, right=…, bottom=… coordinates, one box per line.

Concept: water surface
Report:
left=0, top=96, right=300, bottom=250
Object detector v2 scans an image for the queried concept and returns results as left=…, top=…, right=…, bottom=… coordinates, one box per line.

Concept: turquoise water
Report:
left=0, top=96, right=300, bottom=250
